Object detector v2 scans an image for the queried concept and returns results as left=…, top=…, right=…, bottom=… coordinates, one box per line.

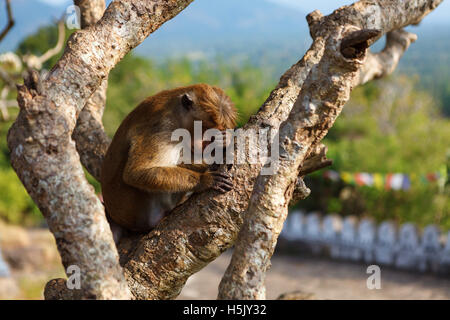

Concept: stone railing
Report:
left=280, top=211, right=450, bottom=275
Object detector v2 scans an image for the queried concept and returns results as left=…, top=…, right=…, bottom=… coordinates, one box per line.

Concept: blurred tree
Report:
left=301, top=75, right=450, bottom=229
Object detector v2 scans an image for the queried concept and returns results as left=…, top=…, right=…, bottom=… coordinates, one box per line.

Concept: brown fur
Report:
left=101, top=84, right=236, bottom=232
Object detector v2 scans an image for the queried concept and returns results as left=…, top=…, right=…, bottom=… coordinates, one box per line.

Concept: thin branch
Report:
left=289, top=144, right=333, bottom=207
left=23, top=18, right=66, bottom=70
left=0, top=86, right=16, bottom=121
left=355, top=29, right=417, bottom=85
left=0, top=0, right=14, bottom=43
left=38, top=19, right=66, bottom=65
left=298, top=143, right=332, bottom=177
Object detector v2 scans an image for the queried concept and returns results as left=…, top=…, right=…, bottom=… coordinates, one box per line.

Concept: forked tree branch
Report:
left=45, top=30, right=328, bottom=299
left=8, top=0, right=195, bottom=300
left=355, top=29, right=417, bottom=85
left=119, top=0, right=442, bottom=300
left=118, top=38, right=327, bottom=300
left=218, top=25, right=378, bottom=300
left=217, top=0, right=442, bottom=299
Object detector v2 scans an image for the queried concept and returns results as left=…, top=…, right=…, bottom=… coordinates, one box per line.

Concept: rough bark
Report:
left=217, top=0, right=442, bottom=300
left=74, top=0, right=106, bottom=28
left=117, top=37, right=327, bottom=300
left=72, top=0, right=110, bottom=181
left=218, top=26, right=377, bottom=300
left=73, top=79, right=110, bottom=180
left=8, top=0, right=194, bottom=300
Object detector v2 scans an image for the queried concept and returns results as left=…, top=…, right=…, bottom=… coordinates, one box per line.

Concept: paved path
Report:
left=178, top=251, right=450, bottom=300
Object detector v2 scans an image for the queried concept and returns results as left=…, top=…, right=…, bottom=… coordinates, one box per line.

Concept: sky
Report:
left=1, top=0, right=448, bottom=54
left=269, top=0, right=450, bottom=23
left=37, top=0, right=450, bottom=25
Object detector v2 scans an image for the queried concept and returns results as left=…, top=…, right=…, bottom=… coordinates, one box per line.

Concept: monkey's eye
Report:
left=181, top=93, right=194, bottom=110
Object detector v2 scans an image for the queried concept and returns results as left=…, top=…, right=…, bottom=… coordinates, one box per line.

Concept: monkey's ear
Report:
left=181, top=93, right=194, bottom=110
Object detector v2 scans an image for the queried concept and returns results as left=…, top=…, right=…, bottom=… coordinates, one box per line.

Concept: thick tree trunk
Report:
left=8, top=0, right=194, bottom=300
left=72, top=0, right=110, bottom=181
left=217, top=0, right=442, bottom=299
left=218, top=25, right=378, bottom=300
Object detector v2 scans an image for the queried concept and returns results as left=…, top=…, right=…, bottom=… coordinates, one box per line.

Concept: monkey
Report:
left=100, top=84, right=237, bottom=240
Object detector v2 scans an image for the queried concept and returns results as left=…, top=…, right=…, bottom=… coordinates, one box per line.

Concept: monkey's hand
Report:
left=199, top=169, right=233, bottom=193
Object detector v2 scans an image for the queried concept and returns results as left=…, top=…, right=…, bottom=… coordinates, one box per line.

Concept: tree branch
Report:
left=8, top=0, right=194, bottom=300
left=289, top=144, right=332, bottom=207
left=74, top=0, right=106, bottom=29
left=0, top=64, right=16, bottom=87
left=23, top=19, right=65, bottom=70
left=73, top=79, right=110, bottom=180
left=217, top=0, right=442, bottom=300
left=117, top=37, right=327, bottom=300
left=0, top=0, right=14, bottom=43
left=218, top=25, right=377, bottom=300
left=71, top=0, right=110, bottom=181
left=355, top=29, right=417, bottom=85
left=0, top=86, right=17, bottom=121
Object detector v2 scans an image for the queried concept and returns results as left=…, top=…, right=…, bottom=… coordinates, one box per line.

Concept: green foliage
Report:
left=327, top=76, right=449, bottom=173
left=300, top=75, right=450, bottom=230
left=0, top=116, right=41, bottom=225
left=104, top=55, right=273, bottom=135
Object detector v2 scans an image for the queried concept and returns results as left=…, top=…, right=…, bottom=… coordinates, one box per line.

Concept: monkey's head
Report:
left=176, top=84, right=237, bottom=152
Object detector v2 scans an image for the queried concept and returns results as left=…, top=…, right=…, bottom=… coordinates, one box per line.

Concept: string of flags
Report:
left=322, top=167, right=448, bottom=190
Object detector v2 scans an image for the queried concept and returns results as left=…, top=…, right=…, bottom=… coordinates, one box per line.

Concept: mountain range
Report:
left=1, top=0, right=449, bottom=83
left=0, top=0, right=308, bottom=53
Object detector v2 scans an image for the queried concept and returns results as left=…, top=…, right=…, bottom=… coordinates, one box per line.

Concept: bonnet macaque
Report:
left=101, top=84, right=237, bottom=239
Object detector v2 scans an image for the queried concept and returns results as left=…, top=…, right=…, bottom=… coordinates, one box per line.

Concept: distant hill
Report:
left=0, top=0, right=308, bottom=54
left=1, top=0, right=449, bottom=115
left=138, top=0, right=308, bottom=54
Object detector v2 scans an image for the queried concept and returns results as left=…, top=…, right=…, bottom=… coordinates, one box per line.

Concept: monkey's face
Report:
left=177, top=92, right=225, bottom=155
